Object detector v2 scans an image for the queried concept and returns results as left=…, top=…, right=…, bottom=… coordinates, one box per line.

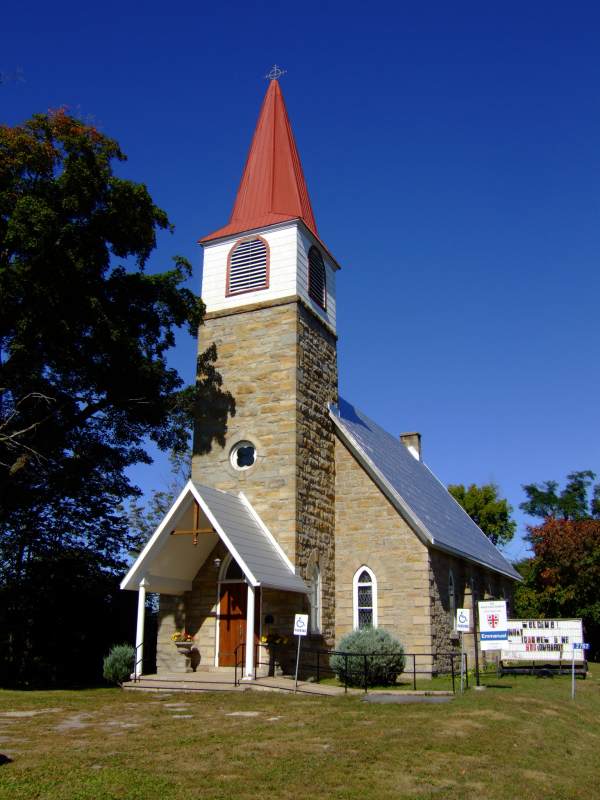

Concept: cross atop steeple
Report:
left=264, top=64, right=286, bottom=81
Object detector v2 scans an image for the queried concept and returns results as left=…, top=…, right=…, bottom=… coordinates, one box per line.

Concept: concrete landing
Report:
left=362, top=695, right=453, bottom=704
left=125, top=672, right=454, bottom=699
left=124, top=672, right=362, bottom=696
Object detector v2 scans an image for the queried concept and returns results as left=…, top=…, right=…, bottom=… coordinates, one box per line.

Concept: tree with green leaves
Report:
left=0, top=107, right=205, bottom=499
left=126, top=447, right=192, bottom=548
left=520, top=471, right=600, bottom=520
left=0, top=107, right=235, bottom=685
left=447, top=482, right=517, bottom=548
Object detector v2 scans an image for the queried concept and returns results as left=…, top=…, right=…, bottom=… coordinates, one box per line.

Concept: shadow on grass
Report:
left=482, top=684, right=513, bottom=689
left=0, top=755, right=13, bottom=766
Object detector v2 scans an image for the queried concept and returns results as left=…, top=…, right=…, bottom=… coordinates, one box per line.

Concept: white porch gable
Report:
left=120, top=480, right=308, bottom=595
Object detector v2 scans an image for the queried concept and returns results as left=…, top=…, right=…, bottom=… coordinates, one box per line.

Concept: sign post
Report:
left=293, top=614, right=308, bottom=695
left=573, top=643, right=590, bottom=698
left=456, top=608, right=471, bottom=694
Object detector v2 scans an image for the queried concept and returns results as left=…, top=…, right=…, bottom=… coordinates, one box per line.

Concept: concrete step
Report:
left=125, top=677, right=246, bottom=693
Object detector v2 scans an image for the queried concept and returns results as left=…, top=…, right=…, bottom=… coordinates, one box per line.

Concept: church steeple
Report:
left=200, top=80, right=317, bottom=242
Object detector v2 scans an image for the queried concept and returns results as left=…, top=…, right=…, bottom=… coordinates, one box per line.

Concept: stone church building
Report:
left=121, top=78, right=520, bottom=680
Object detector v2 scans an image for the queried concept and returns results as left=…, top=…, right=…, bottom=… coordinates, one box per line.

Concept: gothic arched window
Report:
left=353, top=567, right=377, bottom=629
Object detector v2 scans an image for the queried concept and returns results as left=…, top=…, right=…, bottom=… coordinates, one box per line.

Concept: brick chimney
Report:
left=400, top=431, right=421, bottom=461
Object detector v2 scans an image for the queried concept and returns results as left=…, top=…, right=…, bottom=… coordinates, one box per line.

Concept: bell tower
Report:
left=192, top=77, right=339, bottom=643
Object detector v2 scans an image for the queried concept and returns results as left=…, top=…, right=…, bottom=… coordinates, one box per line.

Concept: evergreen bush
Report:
left=330, top=627, right=406, bottom=688
left=103, top=644, right=135, bottom=686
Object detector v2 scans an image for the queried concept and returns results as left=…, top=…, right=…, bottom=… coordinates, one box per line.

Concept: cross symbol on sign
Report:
left=487, top=614, right=499, bottom=629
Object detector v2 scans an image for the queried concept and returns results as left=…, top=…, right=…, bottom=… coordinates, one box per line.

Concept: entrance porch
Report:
left=120, top=480, right=308, bottom=681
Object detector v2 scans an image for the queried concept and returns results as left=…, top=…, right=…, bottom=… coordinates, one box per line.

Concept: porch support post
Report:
left=135, top=581, right=146, bottom=678
left=245, top=582, right=256, bottom=679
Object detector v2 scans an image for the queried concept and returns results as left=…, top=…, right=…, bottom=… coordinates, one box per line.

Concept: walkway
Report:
left=125, top=672, right=453, bottom=698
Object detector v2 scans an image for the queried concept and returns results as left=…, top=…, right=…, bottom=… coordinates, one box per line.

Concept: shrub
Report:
left=330, top=627, right=406, bottom=688
left=103, top=644, right=135, bottom=686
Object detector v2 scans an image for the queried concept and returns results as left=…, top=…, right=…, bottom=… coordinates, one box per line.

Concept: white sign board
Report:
left=501, top=619, right=585, bottom=662
left=478, top=600, right=508, bottom=650
left=294, top=614, right=309, bottom=637
left=456, top=608, right=471, bottom=632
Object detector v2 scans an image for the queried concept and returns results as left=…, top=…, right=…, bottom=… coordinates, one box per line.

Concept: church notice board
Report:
left=501, top=619, right=585, bottom=662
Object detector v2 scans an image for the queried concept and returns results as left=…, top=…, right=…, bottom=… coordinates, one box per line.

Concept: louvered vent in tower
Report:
left=308, top=246, right=326, bottom=309
left=227, top=237, right=269, bottom=296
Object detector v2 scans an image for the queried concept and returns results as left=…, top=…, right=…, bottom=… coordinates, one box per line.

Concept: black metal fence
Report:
left=234, top=641, right=468, bottom=694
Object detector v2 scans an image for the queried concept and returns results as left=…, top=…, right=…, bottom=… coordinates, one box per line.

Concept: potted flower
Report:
left=172, top=632, right=195, bottom=656
left=261, top=633, right=288, bottom=646
left=261, top=633, right=288, bottom=677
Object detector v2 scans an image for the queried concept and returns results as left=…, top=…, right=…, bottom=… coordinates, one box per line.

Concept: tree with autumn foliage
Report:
left=0, top=108, right=236, bottom=685
left=514, top=471, right=600, bottom=658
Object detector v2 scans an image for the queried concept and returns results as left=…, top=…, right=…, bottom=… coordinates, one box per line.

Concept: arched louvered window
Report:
left=226, top=236, right=269, bottom=296
left=308, top=246, right=326, bottom=309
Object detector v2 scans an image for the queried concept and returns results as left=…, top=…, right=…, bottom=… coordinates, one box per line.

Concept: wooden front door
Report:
left=218, top=584, right=260, bottom=667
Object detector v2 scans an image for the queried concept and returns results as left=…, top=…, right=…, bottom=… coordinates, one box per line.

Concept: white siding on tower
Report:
left=200, top=221, right=338, bottom=334
left=296, top=226, right=337, bottom=332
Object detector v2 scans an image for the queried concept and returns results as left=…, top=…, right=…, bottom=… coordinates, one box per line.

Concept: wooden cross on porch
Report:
left=170, top=500, right=214, bottom=546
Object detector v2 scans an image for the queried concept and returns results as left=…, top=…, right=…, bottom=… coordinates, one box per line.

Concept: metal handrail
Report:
left=132, top=641, right=149, bottom=683
left=252, top=641, right=463, bottom=693
left=233, top=642, right=245, bottom=687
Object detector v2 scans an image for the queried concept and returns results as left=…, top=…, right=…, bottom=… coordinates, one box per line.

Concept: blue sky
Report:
left=3, top=1, right=599, bottom=560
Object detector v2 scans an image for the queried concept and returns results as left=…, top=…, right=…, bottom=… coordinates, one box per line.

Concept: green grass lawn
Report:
left=1, top=663, right=598, bottom=800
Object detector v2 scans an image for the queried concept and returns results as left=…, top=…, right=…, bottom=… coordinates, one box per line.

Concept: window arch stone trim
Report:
left=217, top=551, right=245, bottom=583
left=219, top=430, right=266, bottom=481
left=353, top=565, right=378, bottom=630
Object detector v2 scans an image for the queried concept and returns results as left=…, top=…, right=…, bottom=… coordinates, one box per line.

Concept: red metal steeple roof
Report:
left=200, top=80, right=318, bottom=243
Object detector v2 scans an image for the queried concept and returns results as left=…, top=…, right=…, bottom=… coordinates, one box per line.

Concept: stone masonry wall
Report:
left=334, top=437, right=433, bottom=661
left=429, top=549, right=519, bottom=674
left=192, top=300, right=299, bottom=558
left=191, top=297, right=338, bottom=647
left=156, top=595, right=187, bottom=674
left=183, top=541, right=221, bottom=670
left=295, top=303, right=338, bottom=646
left=156, top=548, right=220, bottom=675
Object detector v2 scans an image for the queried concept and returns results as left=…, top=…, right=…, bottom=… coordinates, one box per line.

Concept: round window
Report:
left=230, top=441, right=257, bottom=471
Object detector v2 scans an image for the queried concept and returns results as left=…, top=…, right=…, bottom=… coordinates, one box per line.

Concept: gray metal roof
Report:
left=121, top=480, right=308, bottom=594
left=192, top=482, right=309, bottom=593
left=331, top=398, right=521, bottom=581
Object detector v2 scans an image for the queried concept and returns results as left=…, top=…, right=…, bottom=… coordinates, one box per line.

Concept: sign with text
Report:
left=294, top=614, right=309, bottom=637
left=478, top=600, right=508, bottom=650
left=456, top=609, right=471, bottom=632
left=574, top=642, right=589, bottom=650
left=501, top=619, right=584, bottom=662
